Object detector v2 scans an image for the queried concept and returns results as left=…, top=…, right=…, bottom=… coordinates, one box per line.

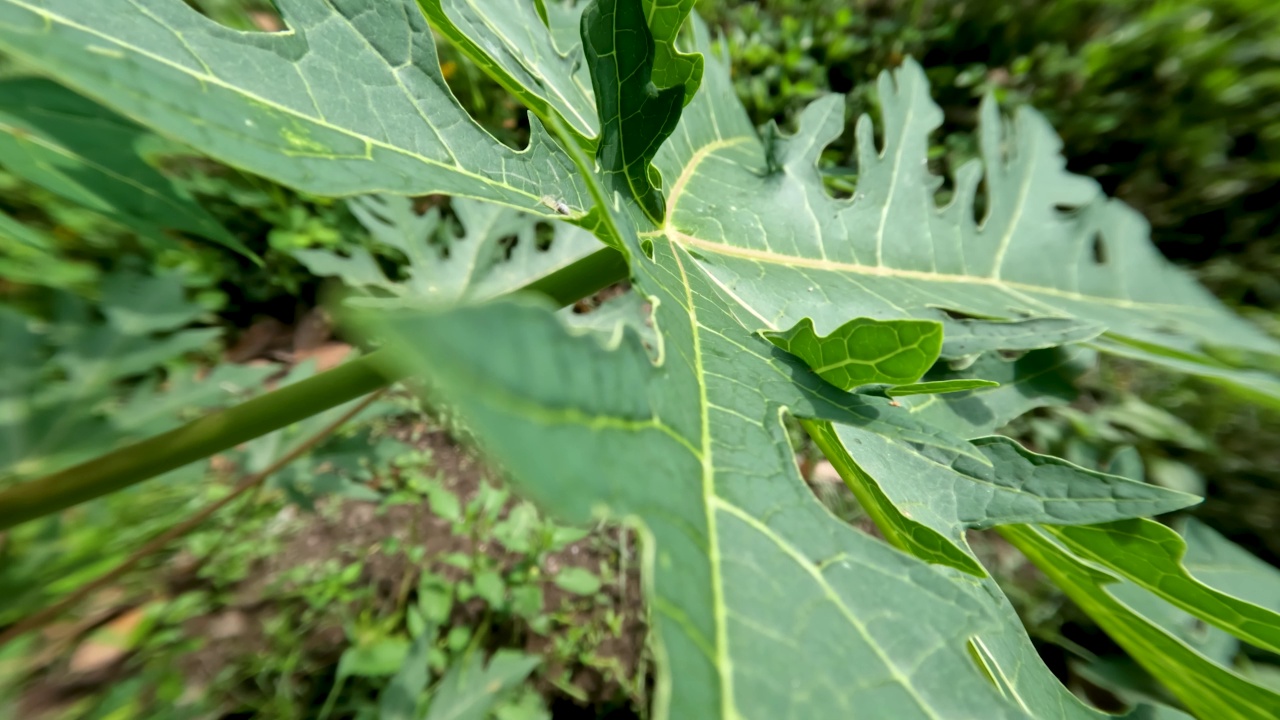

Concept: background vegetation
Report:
left=1, top=0, right=1277, bottom=717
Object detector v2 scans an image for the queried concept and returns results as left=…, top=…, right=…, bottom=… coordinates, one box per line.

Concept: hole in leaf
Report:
left=821, top=163, right=856, bottom=200
left=497, top=234, right=519, bottom=261
left=433, top=34, right=530, bottom=151
left=972, top=176, right=989, bottom=227
left=1092, top=232, right=1108, bottom=264
left=533, top=221, right=555, bottom=251
left=184, top=0, right=284, bottom=31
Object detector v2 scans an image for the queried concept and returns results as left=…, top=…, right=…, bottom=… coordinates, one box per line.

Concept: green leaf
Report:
left=761, top=316, right=942, bottom=389
left=810, top=421, right=1197, bottom=573
left=553, top=566, right=601, bottom=596
left=350, top=11, right=1253, bottom=716
left=0, top=210, right=99, bottom=290
left=0, top=0, right=591, bottom=220
left=1003, top=525, right=1280, bottom=720
left=582, top=0, right=687, bottom=223
left=0, top=271, right=237, bottom=483
left=1047, top=518, right=1280, bottom=656
left=379, top=630, right=436, bottom=720
left=950, top=569, right=1191, bottom=720
left=939, top=317, right=1105, bottom=360
left=0, top=77, right=250, bottom=257
left=361, top=291, right=1042, bottom=718
left=418, top=0, right=598, bottom=144
left=1180, top=519, right=1280, bottom=613
left=338, top=637, right=412, bottom=679
left=294, top=195, right=600, bottom=305
left=885, top=379, right=999, bottom=397
left=899, top=346, right=1094, bottom=437
left=425, top=650, right=540, bottom=720
left=641, top=0, right=703, bottom=103
left=655, top=53, right=1280, bottom=400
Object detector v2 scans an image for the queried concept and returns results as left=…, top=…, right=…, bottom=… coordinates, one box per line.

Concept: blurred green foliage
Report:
left=698, top=0, right=1280, bottom=311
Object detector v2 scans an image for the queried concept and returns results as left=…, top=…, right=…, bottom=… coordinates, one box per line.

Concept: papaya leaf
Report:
left=1180, top=519, right=1280, bottom=614
left=1047, top=519, right=1280, bottom=656
left=362, top=293, right=1033, bottom=719
left=18, top=2, right=1280, bottom=717
left=642, top=0, right=702, bottom=103
left=582, top=0, right=686, bottom=223
left=0, top=77, right=251, bottom=258
left=897, top=346, right=1094, bottom=437
left=808, top=420, right=1197, bottom=574
left=939, top=317, right=1105, bottom=360
left=418, top=0, right=598, bottom=145
left=0, top=0, right=591, bottom=220
left=293, top=195, right=599, bottom=305
left=761, top=316, right=941, bottom=389
left=652, top=51, right=1280, bottom=401
left=1004, top=525, right=1280, bottom=720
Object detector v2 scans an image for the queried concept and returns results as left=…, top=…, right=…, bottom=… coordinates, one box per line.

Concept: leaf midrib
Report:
left=651, top=130, right=1214, bottom=316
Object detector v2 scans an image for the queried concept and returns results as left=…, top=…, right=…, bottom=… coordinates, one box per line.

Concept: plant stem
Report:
left=0, top=390, right=385, bottom=648
left=0, top=356, right=390, bottom=531
left=0, top=246, right=629, bottom=530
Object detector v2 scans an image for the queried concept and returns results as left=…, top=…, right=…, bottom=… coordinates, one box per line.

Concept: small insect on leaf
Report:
left=540, top=195, right=572, bottom=216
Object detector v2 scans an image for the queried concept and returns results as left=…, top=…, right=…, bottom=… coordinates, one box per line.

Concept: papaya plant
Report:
left=1, top=0, right=1279, bottom=718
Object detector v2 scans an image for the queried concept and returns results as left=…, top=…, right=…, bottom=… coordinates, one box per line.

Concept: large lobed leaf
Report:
left=0, top=0, right=592, bottom=220
left=294, top=194, right=600, bottom=306
left=646, top=44, right=1280, bottom=404
left=11, top=0, right=1280, bottom=717
left=357, top=11, right=1206, bottom=715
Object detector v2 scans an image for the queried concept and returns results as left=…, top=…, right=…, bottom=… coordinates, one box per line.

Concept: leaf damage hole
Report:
left=1091, top=232, right=1108, bottom=264
left=533, top=221, right=556, bottom=251
left=971, top=176, right=989, bottom=228
left=498, top=233, right=519, bottom=260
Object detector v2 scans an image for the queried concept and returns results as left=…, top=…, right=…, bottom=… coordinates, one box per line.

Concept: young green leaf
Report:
left=582, top=0, right=687, bottom=223
left=641, top=0, right=703, bottom=103
left=761, top=316, right=942, bottom=389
